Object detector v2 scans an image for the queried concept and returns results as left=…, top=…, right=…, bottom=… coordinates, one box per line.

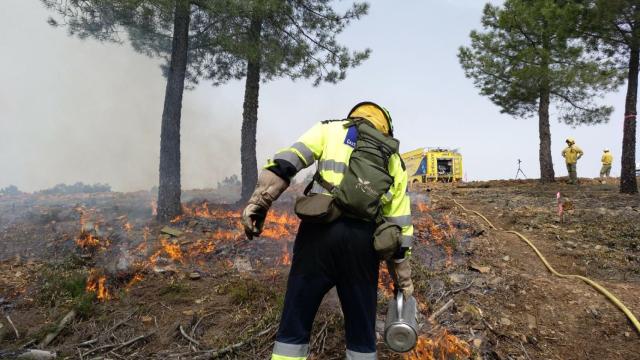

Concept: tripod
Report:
left=515, top=159, right=527, bottom=179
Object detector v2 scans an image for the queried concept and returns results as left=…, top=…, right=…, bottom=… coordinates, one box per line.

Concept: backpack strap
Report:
left=303, top=171, right=336, bottom=196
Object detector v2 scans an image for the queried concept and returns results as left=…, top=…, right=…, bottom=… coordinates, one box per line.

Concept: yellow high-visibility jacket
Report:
left=266, top=120, right=414, bottom=252
left=562, top=145, right=584, bottom=164
left=601, top=152, right=613, bottom=165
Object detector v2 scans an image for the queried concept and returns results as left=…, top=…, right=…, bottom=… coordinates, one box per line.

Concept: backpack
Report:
left=311, top=119, right=399, bottom=221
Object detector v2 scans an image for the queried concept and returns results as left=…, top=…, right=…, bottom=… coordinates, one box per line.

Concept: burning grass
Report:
left=403, top=331, right=471, bottom=360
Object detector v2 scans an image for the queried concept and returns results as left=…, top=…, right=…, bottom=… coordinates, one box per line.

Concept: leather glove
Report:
left=389, top=259, right=414, bottom=298
left=241, top=170, right=288, bottom=239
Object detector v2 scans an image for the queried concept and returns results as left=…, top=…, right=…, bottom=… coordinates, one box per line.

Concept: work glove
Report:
left=389, top=259, right=414, bottom=298
left=241, top=170, right=288, bottom=239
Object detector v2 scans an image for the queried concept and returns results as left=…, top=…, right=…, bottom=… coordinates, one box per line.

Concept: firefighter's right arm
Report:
left=264, top=122, right=326, bottom=181
left=242, top=122, right=325, bottom=239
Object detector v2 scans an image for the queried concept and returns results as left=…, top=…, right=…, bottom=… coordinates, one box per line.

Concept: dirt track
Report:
left=434, top=179, right=640, bottom=359
left=0, top=179, right=638, bottom=359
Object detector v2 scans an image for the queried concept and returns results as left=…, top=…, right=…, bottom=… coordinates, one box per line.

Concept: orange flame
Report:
left=86, top=270, right=111, bottom=301
left=404, top=331, right=470, bottom=360
left=378, top=264, right=395, bottom=299
left=76, top=230, right=101, bottom=248
left=160, top=238, right=183, bottom=262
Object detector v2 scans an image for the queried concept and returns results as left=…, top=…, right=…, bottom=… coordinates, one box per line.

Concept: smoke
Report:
left=0, top=0, right=245, bottom=192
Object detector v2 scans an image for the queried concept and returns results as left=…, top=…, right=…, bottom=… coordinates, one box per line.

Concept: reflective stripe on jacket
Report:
left=267, top=120, right=414, bottom=249
left=562, top=145, right=583, bottom=164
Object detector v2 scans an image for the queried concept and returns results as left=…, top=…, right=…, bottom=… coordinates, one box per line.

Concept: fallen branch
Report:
left=428, top=299, right=454, bottom=322
left=191, top=325, right=276, bottom=359
left=39, top=309, right=77, bottom=348
left=6, top=315, right=19, bottom=339
left=106, top=310, right=138, bottom=333
left=81, top=331, right=155, bottom=357
left=191, top=312, right=215, bottom=338
left=179, top=324, right=200, bottom=347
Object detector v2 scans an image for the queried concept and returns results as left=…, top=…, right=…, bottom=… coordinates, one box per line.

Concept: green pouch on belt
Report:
left=294, top=193, right=342, bottom=223
left=374, top=221, right=402, bottom=260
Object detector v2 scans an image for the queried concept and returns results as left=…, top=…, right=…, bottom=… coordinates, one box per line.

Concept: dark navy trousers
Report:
left=275, top=217, right=379, bottom=355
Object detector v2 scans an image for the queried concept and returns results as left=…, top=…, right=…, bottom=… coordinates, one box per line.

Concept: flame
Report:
left=86, top=270, right=111, bottom=301
left=404, top=331, right=470, bottom=360
left=277, top=244, right=292, bottom=265
left=75, top=202, right=301, bottom=303
left=76, top=230, right=101, bottom=248
left=187, top=239, right=216, bottom=257
left=378, top=264, right=395, bottom=299
left=159, top=238, right=183, bottom=262
left=151, top=200, right=157, bottom=216
left=126, top=273, right=144, bottom=289
left=414, top=212, right=457, bottom=266
left=417, top=201, right=430, bottom=213
left=262, top=211, right=299, bottom=239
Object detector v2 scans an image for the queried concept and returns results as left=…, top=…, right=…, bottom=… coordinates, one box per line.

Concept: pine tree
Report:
left=582, top=0, right=640, bottom=194
left=42, top=0, right=242, bottom=222
left=459, top=0, right=622, bottom=182
left=206, top=1, right=371, bottom=202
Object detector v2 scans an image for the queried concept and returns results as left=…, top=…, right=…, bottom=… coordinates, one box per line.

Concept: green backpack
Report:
left=312, top=119, right=400, bottom=221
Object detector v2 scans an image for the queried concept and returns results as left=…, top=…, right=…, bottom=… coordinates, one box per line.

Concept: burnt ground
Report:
left=0, top=179, right=638, bottom=360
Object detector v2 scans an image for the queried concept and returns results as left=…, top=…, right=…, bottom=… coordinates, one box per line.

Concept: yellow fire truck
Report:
left=401, top=148, right=463, bottom=183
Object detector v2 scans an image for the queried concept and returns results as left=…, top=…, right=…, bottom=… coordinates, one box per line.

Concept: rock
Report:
left=595, top=245, right=602, bottom=250
left=472, top=338, right=483, bottom=348
left=141, top=315, right=153, bottom=323
left=625, top=332, right=631, bottom=338
left=526, top=314, right=537, bottom=329
left=182, top=310, right=194, bottom=316
left=500, top=317, right=512, bottom=326
left=565, top=241, right=577, bottom=248
left=153, top=264, right=177, bottom=275
left=160, top=226, right=183, bottom=237
left=233, top=257, right=253, bottom=273
left=519, top=334, right=527, bottom=343
left=448, top=273, right=466, bottom=284
left=16, top=350, right=57, bottom=360
left=470, top=263, right=491, bottom=273
left=188, top=272, right=201, bottom=280
left=502, top=255, right=510, bottom=262
left=566, top=229, right=577, bottom=234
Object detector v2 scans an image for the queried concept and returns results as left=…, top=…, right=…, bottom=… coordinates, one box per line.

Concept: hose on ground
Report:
left=449, top=198, right=640, bottom=334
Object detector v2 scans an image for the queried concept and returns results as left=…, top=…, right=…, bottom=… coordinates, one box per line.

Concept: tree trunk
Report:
left=538, top=87, right=555, bottom=182
left=157, top=0, right=190, bottom=223
left=239, top=18, right=263, bottom=203
left=620, top=42, right=639, bottom=194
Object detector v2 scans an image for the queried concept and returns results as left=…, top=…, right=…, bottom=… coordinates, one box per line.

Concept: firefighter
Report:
left=561, top=137, right=583, bottom=184
left=241, top=102, right=413, bottom=360
left=600, top=149, right=613, bottom=178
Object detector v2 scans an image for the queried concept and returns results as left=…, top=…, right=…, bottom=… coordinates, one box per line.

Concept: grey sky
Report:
left=1, top=0, right=636, bottom=192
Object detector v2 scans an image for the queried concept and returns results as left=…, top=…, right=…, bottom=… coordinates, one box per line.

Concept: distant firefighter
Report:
left=561, top=137, right=583, bottom=184
left=600, top=149, right=613, bottom=178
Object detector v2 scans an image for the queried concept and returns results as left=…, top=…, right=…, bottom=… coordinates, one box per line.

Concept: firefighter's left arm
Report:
left=382, top=153, right=413, bottom=260
left=576, top=146, right=584, bottom=159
